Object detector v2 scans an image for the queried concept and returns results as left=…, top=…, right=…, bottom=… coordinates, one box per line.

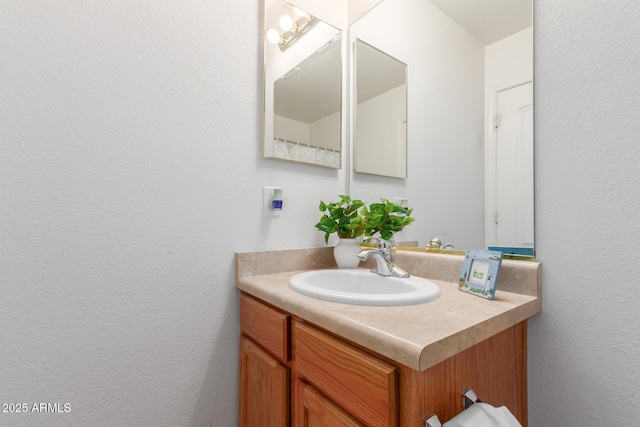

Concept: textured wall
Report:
left=0, top=1, right=343, bottom=426
left=531, top=0, right=640, bottom=425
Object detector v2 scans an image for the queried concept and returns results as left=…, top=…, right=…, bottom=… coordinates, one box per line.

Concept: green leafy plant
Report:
left=315, top=195, right=367, bottom=244
left=365, top=199, right=415, bottom=241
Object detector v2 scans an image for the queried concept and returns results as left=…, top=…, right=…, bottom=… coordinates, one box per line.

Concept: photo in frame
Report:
left=458, top=249, right=503, bottom=300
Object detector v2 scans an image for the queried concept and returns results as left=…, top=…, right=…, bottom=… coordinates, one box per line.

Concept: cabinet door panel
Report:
left=295, top=380, right=364, bottom=427
left=294, top=321, right=398, bottom=427
left=239, top=336, right=289, bottom=427
left=240, top=294, right=290, bottom=362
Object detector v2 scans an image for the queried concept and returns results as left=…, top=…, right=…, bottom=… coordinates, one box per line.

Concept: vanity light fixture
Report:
left=267, top=7, right=320, bottom=52
left=266, top=28, right=281, bottom=44
left=278, top=14, right=294, bottom=31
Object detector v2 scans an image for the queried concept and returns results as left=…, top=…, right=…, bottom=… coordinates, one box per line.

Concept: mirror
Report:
left=353, top=39, right=408, bottom=178
left=261, top=0, right=534, bottom=250
left=349, top=0, right=533, bottom=250
left=263, top=0, right=343, bottom=168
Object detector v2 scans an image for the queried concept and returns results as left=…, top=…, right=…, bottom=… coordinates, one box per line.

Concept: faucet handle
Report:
left=365, top=236, right=391, bottom=249
left=365, top=237, right=393, bottom=259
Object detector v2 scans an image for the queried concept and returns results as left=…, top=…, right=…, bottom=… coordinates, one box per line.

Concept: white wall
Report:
left=275, top=111, right=341, bottom=151
left=485, top=28, right=533, bottom=92
left=348, top=0, right=486, bottom=249
left=310, top=111, right=341, bottom=151
left=531, top=0, right=640, bottom=425
left=274, top=115, right=311, bottom=143
left=0, top=1, right=343, bottom=426
left=355, top=85, right=406, bottom=177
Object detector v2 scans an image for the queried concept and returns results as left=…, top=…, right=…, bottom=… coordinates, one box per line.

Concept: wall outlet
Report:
left=263, top=186, right=283, bottom=217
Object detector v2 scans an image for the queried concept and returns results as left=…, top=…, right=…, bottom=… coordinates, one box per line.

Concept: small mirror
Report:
left=263, top=0, right=342, bottom=169
left=353, top=39, right=408, bottom=178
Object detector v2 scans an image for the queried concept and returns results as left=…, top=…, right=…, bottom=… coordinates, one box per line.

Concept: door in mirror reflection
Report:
left=263, top=0, right=342, bottom=169
left=353, top=39, right=408, bottom=178
left=490, top=82, right=534, bottom=247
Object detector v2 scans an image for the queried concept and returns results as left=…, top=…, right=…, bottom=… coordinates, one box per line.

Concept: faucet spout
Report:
left=357, top=247, right=410, bottom=278
left=357, top=249, right=392, bottom=276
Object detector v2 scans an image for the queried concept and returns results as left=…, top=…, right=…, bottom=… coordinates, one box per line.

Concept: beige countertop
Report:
left=236, top=247, right=541, bottom=372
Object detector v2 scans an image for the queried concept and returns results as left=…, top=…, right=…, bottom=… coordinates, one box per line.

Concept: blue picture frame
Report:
left=458, top=249, right=503, bottom=300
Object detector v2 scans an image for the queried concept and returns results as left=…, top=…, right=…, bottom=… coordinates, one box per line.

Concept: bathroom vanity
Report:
left=236, top=248, right=541, bottom=427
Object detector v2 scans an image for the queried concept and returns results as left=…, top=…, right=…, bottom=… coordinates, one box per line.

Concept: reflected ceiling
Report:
left=273, top=40, right=341, bottom=123
left=429, top=0, right=532, bottom=45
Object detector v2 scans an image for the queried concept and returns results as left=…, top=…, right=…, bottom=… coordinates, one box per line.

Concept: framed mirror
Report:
left=263, top=0, right=343, bottom=168
left=353, top=39, right=408, bottom=178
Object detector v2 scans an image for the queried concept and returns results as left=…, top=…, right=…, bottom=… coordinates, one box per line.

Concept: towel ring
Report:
left=462, top=388, right=480, bottom=410
left=424, top=413, right=442, bottom=427
left=424, top=388, right=480, bottom=426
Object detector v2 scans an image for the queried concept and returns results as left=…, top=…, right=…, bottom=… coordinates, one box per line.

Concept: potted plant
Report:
left=365, top=199, right=415, bottom=242
left=315, top=195, right=367, bottom=268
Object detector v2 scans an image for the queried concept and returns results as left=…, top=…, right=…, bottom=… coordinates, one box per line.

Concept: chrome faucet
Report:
left=427, top=233, right=454, bottom=250
left=357, top=237, right=410, bottom=278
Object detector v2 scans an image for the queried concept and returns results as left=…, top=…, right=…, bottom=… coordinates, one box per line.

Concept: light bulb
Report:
left=293, top=7, right=306, bottom=17
left=266, top=29, right=281, bottom=44
left=278, top=14, right=293, bottom=31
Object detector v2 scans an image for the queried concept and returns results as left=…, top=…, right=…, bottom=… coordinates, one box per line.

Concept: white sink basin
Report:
left=289, top=269, right=440, bottom=306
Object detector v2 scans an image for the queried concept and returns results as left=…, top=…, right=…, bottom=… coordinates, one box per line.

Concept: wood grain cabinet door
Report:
left=294, top=380, right=364, bottom=427
left=240, top=294, right=290, bottom=363
left=239, top=336, right=289, bottom=427
left=293, top=321, right=398, bottom=427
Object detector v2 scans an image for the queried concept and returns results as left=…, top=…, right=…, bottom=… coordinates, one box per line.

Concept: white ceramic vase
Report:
left=333, top=238, right=361, bottom=269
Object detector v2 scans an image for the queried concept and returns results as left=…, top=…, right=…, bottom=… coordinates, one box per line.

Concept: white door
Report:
left=489, top=82, right=534, bottom=247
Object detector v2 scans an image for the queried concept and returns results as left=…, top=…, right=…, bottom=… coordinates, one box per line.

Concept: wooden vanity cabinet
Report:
left=239, top=293, right=527, bottom=427
left=239, top=295, right=291, bottom=427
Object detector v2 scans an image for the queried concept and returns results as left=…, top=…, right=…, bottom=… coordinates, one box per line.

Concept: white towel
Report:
left=444, top=403, right=522, bottom=427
